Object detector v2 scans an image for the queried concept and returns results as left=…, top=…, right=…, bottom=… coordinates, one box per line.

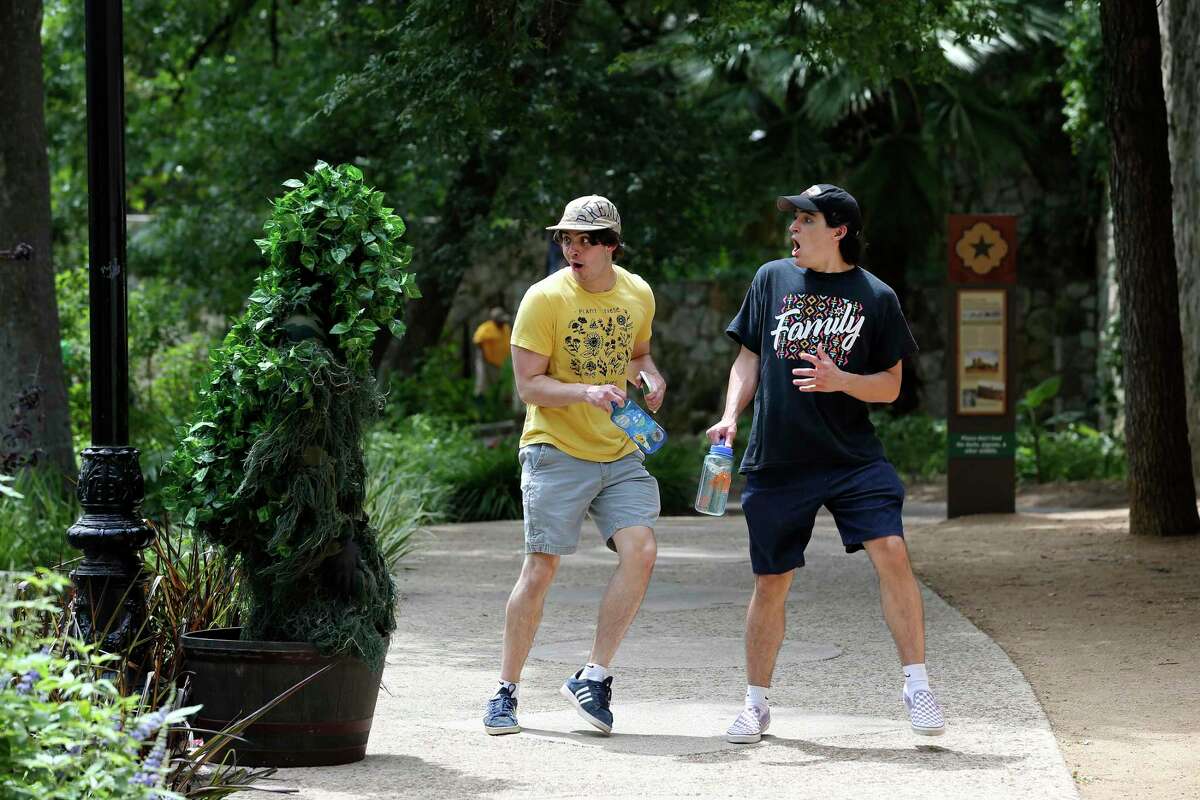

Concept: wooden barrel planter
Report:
left=182, top=627, right=384, bottom=767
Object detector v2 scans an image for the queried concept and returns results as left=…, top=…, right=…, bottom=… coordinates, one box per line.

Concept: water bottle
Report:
left=610, top=397, right=668, bottom=455
left=695, top=441, right=734, bottom=516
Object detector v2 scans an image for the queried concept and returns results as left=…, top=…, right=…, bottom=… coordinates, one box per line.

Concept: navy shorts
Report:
left=741, top=459, right=906, bottom=574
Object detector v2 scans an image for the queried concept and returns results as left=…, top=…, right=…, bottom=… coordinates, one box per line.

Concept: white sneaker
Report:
left=905, top=689, right=945, bottom=736
left=725, top=705, right=770, bottom=744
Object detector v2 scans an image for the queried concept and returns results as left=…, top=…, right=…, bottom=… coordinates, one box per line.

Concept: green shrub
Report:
left=1, top=569, right=281, bottom=799
left=165, top=162, right=418, bottom=667
left=0, top=470, right=76, bottom=572
left=371, top=415, right=521, bottom=524
left=364, top=429, right=448, bottom=564
left=1016, top=376, right=1126, bottom=483
left=1, top=570, right=189, bottom=800
left=1017, top=422, right=1126, bottom=482
left=383, top=339, right=517, bottom=425
left=872, top=411, right=948, bottom=480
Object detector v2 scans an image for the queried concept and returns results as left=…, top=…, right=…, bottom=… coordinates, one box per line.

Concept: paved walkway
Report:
left=276, top=503, right=1078, bottom=799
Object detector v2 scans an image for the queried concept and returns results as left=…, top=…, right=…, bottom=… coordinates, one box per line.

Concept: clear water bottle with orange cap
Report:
left=695, top=441, right=734, bottom=516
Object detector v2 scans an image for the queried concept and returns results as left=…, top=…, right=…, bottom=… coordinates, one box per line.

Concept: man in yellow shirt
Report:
left=472, top=306, right=511, bottom=397
left=482, top=195, right=666, bottom=737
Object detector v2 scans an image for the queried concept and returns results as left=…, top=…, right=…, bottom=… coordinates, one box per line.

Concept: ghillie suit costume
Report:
left=167, top=163, right=419, bottom=669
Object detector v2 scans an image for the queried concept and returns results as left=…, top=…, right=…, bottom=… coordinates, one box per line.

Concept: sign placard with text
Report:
left=946, top=214, right=1017, bottom=518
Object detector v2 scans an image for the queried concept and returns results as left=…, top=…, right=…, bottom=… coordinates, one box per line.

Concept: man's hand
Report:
left=584, top=383, right=626, bottom=410
left=792, top=343, right=848, bottom=393
left=706, top=418, right=737, bottom=446
left=632, top=370, right=667, bottom=413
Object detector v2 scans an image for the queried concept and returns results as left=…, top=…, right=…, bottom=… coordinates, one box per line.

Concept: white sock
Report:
left=581, top=662, right=609, bottom=682
left=746, top=684, right=770, bottom=709
left=496, top=679, right=518, bottom=700
left=903, top=664, right=929, bottom=698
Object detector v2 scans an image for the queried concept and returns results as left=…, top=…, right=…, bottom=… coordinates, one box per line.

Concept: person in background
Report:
left=473, top=306, right=512, bottom=397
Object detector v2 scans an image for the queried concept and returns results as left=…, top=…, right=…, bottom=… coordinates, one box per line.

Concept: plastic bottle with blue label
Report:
left=609, top=371, right=667, bottom=456
left=694, top=441, right=734, bottom=516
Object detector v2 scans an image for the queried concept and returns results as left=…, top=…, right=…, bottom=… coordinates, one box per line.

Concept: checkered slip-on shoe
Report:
left=560, top=670, right=614, bottom=735
left=905, top=689, right=945, bottom=736
left=725, top=704, right=771, bottom=744
left=483, top=686, right=520, bottom=735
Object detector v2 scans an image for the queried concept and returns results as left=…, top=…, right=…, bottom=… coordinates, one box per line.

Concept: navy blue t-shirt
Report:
left=726, top=259, right=918, bottom=472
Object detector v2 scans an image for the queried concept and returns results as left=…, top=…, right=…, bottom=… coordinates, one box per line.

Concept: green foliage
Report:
left=167, top=162, right=415, bottom=535
left=1017, top=422, right=1126, bottom=483
left=872, top=412, right=949, bottom=480
left=373, top=416, right=522, bottom=524
left=165, top=163, right=414, bottom=665
left=0, top=571, right=189, bottom=800
left=1, top=569, right=281, bottom=799
left=364, top=430, right=446, bottom=566
left=384, top=340, right=518, bottom=425
left=55, top=267, right=215, bottom=515
left=0, top=470, right=76, bottom=572
left=1018, top=375, right=1061, bottom=483
left=1017, top=377, right=1125, bottom=482
left=1059, top=0, right=1107, bottom=178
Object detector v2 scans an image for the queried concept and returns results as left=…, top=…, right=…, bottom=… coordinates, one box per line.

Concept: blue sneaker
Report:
left=559, top=670, right=613, bottom=734
left=483, top=687, right=520, bottom=735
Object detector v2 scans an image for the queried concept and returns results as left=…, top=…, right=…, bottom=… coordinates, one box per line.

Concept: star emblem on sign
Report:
left=955, top=222, right=1009, bottom=275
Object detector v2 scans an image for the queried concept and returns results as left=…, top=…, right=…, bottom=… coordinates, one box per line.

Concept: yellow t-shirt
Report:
left=472, top=320, right=511, bottom=367
left=512, top=265, right=655, bottom=462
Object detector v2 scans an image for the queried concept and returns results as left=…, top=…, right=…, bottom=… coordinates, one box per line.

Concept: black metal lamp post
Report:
left=67, top=0, right=153, bottom=654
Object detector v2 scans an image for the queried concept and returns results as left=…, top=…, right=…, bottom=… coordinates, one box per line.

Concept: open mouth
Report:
left=571, top=260, right=585, bottom=270
left=791, top=239, right=801, bottom=257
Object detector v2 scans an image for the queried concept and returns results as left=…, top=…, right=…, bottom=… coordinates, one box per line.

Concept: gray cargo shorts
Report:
left=519, top=443, right=660, bottom=555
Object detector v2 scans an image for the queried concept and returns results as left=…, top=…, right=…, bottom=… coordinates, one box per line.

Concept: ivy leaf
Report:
left=282, top=178, right=305, bottom=188
left=329, top=321, right=352, bottom=335
left=388, top=319, right=407, bottom=338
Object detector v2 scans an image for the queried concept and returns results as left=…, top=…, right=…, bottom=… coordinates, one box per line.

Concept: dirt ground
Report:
left=904, top=480, right=1200, bottom=800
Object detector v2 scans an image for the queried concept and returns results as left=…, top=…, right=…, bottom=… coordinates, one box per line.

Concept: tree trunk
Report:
left=0, top=0, right=75, bottom=476
left=1158, top=0, right=1200, bottom=482
left=1100, top=0, right=1199, bottom=536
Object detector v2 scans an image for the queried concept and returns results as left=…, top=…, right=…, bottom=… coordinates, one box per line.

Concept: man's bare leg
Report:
left=862, top=536, right=924, bottom=665
left=863, top=535, right=944, bottom=735
left=746, top=570, right=795, bottom=685
left=499, top=553, right=560, bottom=683
left=588, top=526, right=657, bottom=667
left=727, top=570, right=795, bottom=743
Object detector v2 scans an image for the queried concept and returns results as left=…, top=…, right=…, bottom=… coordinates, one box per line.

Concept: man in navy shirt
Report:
left=708, top=185, right=945, bottom=743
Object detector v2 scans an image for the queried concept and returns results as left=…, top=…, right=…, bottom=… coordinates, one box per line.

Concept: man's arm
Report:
left=706, top=346, right=760, bottom=445
left=792, top=344, right=902, bottom=403
left=627, top=339, right=667, bottom=412
left=512, top=345, right=625, bottom=409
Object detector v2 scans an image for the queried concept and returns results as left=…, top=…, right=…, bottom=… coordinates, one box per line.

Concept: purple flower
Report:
left=15, top=669, right=40, bottom=695
left=130, top=708, right=169, bottom=742
left=132, top=740, right=167, bottom=789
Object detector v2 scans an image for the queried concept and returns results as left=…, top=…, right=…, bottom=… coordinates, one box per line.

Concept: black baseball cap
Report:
left=777, top=184, right=862, bottom=233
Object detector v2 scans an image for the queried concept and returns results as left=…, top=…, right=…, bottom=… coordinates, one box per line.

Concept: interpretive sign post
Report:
left=946, top=214, right=1018, bottom=517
